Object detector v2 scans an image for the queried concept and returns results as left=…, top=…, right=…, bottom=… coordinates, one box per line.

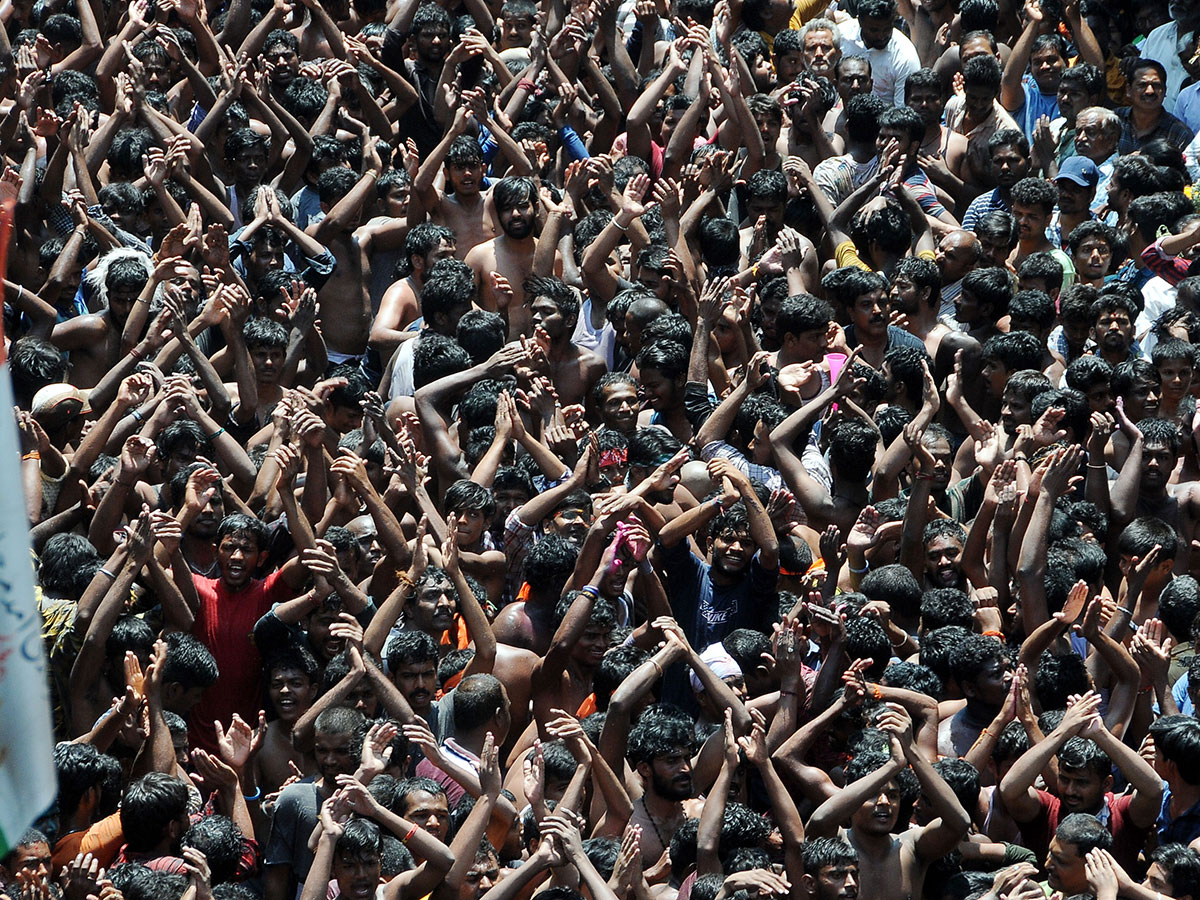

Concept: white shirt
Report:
left=838, top=18, right=921, bottom=107
left=1177, top=81, right=1200, bottom=133
left=1136, top=276, right=1177, bottom=359
left=1141, top=21, right=1190, bottom=114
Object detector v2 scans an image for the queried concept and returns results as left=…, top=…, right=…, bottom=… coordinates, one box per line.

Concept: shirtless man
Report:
left=809, top=704, right=970, bottom=900
left=257, top=649, right=319, bottom=793
left=309, top=137, right=405, bottom=366
left=50, top=251, right=152, bottom=389
left=905, top=69, right=968, bottom=204
left=410, top=93, right=533, bottom=260
left=467, top=176, right=553, bottom=340
left=889, top=255, right=981, bottom=384
left=526, top=276, right=606, bottom=408
left=370, top=224, right=456, bottom=359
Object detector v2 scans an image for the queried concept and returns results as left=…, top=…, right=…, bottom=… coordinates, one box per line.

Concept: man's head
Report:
left=1127, top=58, right=1168, bottom=114
left=594, top=372, right=640, bottom=435
left=120, top=773, right=191, bottom=854
left=493, top=177, right=538, bottom=240
left=949, top=633, right=1012, bottom=711
left=264, top=647, right=319, bottom=724
left=453, top=673, right=511, bottom=743
left=1009, top=177, right=1057, bottom=245
left=1069, top=221, right=1121, bottom=284
left=904, top=67, right=945, bottom=131
left=636, top=340, right=688, bottom=413
left=844, top=753, right=901, bottom=834
left=708, top=504, right=759, bottom=579
left=627, top=711, right=696, bottom=800
left=626, top=429, right=685, bottom=504
left=1047, top=814, right=1112, bottom=894
left=1115, top=515, right=1179, bottom=591
left=526, top=275, right=580, bottom=344
left=922, top=518, right=967, bottom=588
left=386, top=631, right=440, bottom=714
left=313, top=706, right=366, bottom=783
left=889, top=255, right=941, bottom=318
left=777, top=293, right=834, bottom=361
left=1028, top=33, right=1067, bottom=92
left=835, top=55, right=873, bottom=102
left=1146, top=844, right=1200, bottom=900
left=1073, top=106, right=1120, bottom=162
left=855, top=0, right=897, bottom=49
left=961, top=54, right=1002, bottom=124
left=214, top=514, right=268, bottom=590
left=421, top=259, right=476, bottom=335
left=1056, top=63, right=1105, bottom=124
left=987, top=128, right=1031, bottom=190
left=799, top=838, right=858, bottom=900
left=935, top=231, right=981, bottom=284
left=1055, top=737, right=1112, bottom=815
left=957, top=266, right=1013, bottom=329
left=398, top=223, right=457, bottom=281
left=411, top=3, right=451, bottom=66
left=800, top=19, right=841, bottom=78
left=1054, top=156, right=1099, bottom=218
left=396, top=777, right=451, bottom=841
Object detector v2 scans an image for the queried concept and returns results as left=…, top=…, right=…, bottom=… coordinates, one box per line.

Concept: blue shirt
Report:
left=1011, top=74, right=1060, bottom=140
left=1158, top=785, right=1200, bottom=846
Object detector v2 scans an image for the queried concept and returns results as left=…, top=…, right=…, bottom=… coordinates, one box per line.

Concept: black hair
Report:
left=163, top=632, right=219, bottom=690
left=981, top=332, right=1045, bottom=375
left=948, top=633, right=1008, bottom=690
left=1017, top=253, right=1065, bottom=292
left=181, top=816, right=244, bottom=885
left=962, top=267, right=1015, bottom=319
left=882, top=661, right=943, bottom=699
left=921, top=588, right=974, bottom=631
left=120, top=773, right=191, bottom=852
left=1115, top=516, right=1179, bottom=564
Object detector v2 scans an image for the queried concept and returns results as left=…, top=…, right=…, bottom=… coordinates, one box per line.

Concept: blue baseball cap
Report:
left=1055, top=156, right=1099, bottom=188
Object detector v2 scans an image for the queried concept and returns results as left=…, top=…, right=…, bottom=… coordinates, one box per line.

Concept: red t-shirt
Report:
left=1018, top=789, right=1148, bottom=873
left=189, top=570, right=294, bottom=753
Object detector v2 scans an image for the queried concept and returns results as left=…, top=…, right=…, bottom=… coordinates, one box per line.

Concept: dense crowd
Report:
left=14, top=0, right=1200, bottom=897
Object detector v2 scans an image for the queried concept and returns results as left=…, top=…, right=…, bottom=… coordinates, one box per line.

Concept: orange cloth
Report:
left=53, top=812, right=124, bottom=869
left=576, top=694, right=598, bottom=718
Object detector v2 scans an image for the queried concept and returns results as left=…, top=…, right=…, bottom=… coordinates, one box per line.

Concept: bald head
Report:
left=936, top=230, right=981, bottom=283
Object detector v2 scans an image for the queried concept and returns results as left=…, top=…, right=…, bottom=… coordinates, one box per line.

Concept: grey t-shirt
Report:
left=265, top=780, right=322, bottom=883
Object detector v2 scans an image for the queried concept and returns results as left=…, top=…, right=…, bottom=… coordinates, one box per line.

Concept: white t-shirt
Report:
left=1141, top=21, right=1190, bottom=114
left=838, top=18, right=921, bottom=107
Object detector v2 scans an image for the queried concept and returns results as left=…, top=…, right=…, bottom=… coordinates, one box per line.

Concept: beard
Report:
left=652, top=769, right=694, bottom=801
left=502, top=216, right=534, bottom=239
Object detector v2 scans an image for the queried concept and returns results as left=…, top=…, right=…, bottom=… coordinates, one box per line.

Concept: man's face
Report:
left=747, top=195, right=784, bottom=230
left=250, top=235, right=287, bottom=279
left=7, top=842, right=51, bottom=879
left=1144, top=862, right=1174, bottom=896
left=333, top=852, right=380, bottom=900
left=549, top=504, right=591, bottom=545
left=647, top=749, right=694, bottom=800
left=1056, top=79, right=1088, bottom=122
left=307, top=609, right=344, bottom=660
left=788, top=326, right=830, bottom=363
left=711, top=528, right=756, bottom=577
left=981, top=357, right=1008, bottom=401
left=936, top=233, right=978, bottom=282
left=217, top=533, right=263, bottom=589
left=965, top=655, right=1013, bottom=707
left=498, top=198, right=536, bottom=239
left=1159, top=358, right=1193, bottom=404
left=1074, top=112, right=1117, bottom=161
left=991, top=144, right=1030, bottom=188
left=639, top=367, right=680, bottom=412
left=461, top=852, right=501, bottom=900
left=1093, top=307, right=1133, bottom=355
left=1140, top=440, right=1176, bottom=493
left=851, top=780, right=900, bottom=834
left=954, top=289, right=985, bottom=326
left=108, top=283, right=141, bottom=326
left=314, top=730, right=354, bottom=781
left=1075, top=237, right=1114, bottom=281
left=268, top=667, right=316, bottom=723
left=776, top=49, right=804, bottom=83
left=265, top=41, right=300, bottom=84
left=600, top=382, right=639, bottom=433
left=393, top=659, right=437, bottom=713
left=447, top=161, right=483, bottom=197
left=250, top=345, right=285, bottom=384
left=924, top=534, right=963, bottom=587
left=752, top=111, right=783, bottom=154
left=889, top=274, right=925, bottom=316
left=413, top=576, right=457, bottom=634
left=572, top=622, right=612, bottom=668
left=1085, top=380, right=1114, bottom=413
left=1030, top=45, right=1065, bottom=91
left=228, top=145, right=267, bottom=187
left=837, top=61, right=872, bottom=98
left=858, top=14, right=892, bottom=49
left=1056, top=179, right=1094, bottom=216
left=963, top=86, right=996, bottom=123
left=850, top=289, right=888, bottom=339
left=960, top=36, right=995, bottom=66
left=403, top=790, right=451, bottom=841
left=415, top=24, right=449, bottom=65
left=923, top=435, right=953, bottom=491
left=1000, top=389, right=1032, bottom=432
left=803, top=29, right=839, bottom=77
left=1130, top=67, right=1166, bottom=112
left=500, top=14, right=534, bottom=48
left=1057, top=765, right=1108, bottom=815
left=530, top=295, right=568, bottom=341
left=907, top=84, right=945, bottom=128
left=812, top=862, right=859, bottom=900
left=1011, top=202, right=1050, bottom=244
left=1046, top=838, right=1089, bottom=894
left=383, top=183, right=411, bottom=219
